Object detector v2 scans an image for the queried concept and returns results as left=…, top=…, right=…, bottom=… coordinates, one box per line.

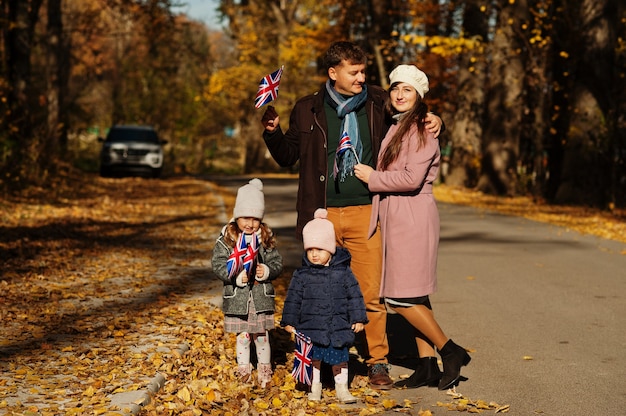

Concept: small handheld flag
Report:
left=291, top=330, right=313, bottom=385
left=226, top=233, right=259, bottom=280
left=255, top=66, right=284, bottom=109
left=333, top=131, right=360, bottom=179
left=226, top=233, right=248, bottom=279
left=242, top=233, right=259, bottom=278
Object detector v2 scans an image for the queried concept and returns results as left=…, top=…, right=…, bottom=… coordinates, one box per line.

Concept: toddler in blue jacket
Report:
left=281, top=208, right=368, bottom=403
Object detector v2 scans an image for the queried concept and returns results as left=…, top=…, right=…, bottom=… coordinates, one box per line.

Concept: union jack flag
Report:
left=226, top=233, right=249, bottom=279
left=242, top=233, right=259, bottom=277
left=291, top=331, right=313, bottom=385
left=337, top=131, right=354, bottom=155
left=254, top=66, right=284, bottom=109
left=333, top=131, right=360, bottom=178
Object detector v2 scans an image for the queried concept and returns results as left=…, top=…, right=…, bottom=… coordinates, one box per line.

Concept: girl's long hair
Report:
left=379, top=83, right=429, bottom=171
left=223, top=221, right=277, bottom=250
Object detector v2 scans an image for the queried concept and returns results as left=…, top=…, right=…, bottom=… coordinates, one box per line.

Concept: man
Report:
left=261, top=41, right=443, bottom=389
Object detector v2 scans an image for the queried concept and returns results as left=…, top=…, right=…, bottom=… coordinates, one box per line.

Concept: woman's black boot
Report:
left=394, top=357, right=442, bottom=388
left=438, top=339, right=471, bottom=390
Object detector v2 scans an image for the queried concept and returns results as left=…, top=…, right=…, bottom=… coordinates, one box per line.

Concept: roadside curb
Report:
left=107, top=343, right=190, bottom=414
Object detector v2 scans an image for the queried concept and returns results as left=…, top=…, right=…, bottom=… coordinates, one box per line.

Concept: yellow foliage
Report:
left=255, top=399, right=270, bottom=410
left=402, top=34, right=484, bottom=57
left=2, top=174, right=622, bottom=416
left=176, top=386, right=191, bottom=402
left=382, top=398, right=397, bottom=409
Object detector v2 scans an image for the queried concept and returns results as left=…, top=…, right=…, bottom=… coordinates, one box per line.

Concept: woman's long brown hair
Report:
left=379, top=83, right=429, bottom=171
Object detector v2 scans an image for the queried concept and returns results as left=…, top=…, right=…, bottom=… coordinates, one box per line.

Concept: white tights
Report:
left=311, top=363, right=349, bottom=385
left=236, top=331, right=271, bottom=365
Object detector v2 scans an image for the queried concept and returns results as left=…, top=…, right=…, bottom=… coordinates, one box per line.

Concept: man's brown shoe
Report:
left=368, top=363, right=393, bottom=390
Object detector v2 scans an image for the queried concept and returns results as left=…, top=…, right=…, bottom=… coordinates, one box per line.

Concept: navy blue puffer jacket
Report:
left=280, top=247, right=368, bottom=348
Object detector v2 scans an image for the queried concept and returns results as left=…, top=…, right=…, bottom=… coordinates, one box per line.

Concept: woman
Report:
left=354, top=64, right=470, bottom=391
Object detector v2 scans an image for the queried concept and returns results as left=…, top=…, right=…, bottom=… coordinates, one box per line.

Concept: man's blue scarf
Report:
left=325, top=80, right=368, bottom=181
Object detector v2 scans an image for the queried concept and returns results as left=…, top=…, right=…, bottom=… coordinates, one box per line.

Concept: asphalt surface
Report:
left=210, top=175, right=626, bottom=415
left=34, top=174, right=622, bottom=415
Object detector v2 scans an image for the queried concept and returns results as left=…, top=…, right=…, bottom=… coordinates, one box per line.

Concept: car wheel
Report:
left=151, top=168, right=162, bottom=178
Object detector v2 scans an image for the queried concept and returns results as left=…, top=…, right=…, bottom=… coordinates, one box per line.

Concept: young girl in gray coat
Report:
left=212, top=179, right=283, bottom=388
left=281, top=208, right=368, bottom=403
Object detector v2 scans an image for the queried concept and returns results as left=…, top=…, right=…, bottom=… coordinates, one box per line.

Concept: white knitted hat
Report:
left=302, top=208, right=336, bottom=254
left=233, top=178, right=265, bottom=219
left=389, top=64, right=430, bottom=98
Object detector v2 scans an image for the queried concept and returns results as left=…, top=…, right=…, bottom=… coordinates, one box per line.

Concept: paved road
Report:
left=210, top=175, right=626, bottom=415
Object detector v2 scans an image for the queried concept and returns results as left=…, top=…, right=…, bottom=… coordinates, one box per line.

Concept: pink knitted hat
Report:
left=302, top=208, right=336, bottom=254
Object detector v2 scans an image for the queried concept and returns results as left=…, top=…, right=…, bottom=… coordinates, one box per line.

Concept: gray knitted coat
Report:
left=211, top=230, right=283, bottom=316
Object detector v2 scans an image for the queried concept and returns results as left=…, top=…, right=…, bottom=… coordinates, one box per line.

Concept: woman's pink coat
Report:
left=367, top=124, right=440, bottom=298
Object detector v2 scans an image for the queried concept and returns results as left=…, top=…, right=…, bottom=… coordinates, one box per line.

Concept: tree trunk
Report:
left=445, top=0, right=488, bottom=188
left=550, top=0, right=621, bottom=207
left=367, top=0, right=394, bottom=86
left=4, top=0, right=43, bottom=186
left=476, top=0, right=528, bottom=196
left=46, top=0, right=70, bottom=171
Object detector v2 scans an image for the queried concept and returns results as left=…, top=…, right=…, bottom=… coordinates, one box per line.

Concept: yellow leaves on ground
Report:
left=434, top=186, right=626, bottom=244
left=1, top=176, right=224, bottom=415
left=437, top=393, right=511, bottom=413
left=140, top=314, right=421, bottom=415
left=3, top=173, right=620, bottom=415
left=83, top=385, right=96, bottom=397
left=381, top=398, right=397, bottom=409
left=176, top=386, right=192, bottom=402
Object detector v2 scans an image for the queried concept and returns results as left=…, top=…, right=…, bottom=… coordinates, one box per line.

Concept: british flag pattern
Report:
left=242, top=232, right=259, bottom=277
left=333, top=131, right=359, bottom=179
left=291, top=331, right=313, bottom=385
left=226, top=233, right=259, bottom=280
left=254, top=66, right=284, bottom=109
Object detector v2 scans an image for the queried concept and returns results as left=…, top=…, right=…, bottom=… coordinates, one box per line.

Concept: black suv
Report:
left=99, top=125, right=166, bottom=178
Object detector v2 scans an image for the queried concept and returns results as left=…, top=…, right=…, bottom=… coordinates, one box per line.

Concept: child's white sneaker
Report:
left=257, top=363, right=273, bottom=388
left=237, top=363, right=253, bottom=383
left=335, top=383, right=357, bottom=403
left=308, top=382, right=322, bottom=401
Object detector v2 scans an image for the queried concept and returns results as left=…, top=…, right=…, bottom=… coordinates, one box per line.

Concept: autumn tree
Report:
left=446, top=0, right=489, bottom=188
left=1, top=0, right=624, bottom=209
left=476, top=0, right=529, bottom=196
left=546, top=0, right=625, bottom=207
left=46, top=0, right=67, bottom=166
left=0, top=0, right=225, bottom=182
left=1, top=0, right=44, bottom=189
left=214, top=0, right=339, bottom=172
